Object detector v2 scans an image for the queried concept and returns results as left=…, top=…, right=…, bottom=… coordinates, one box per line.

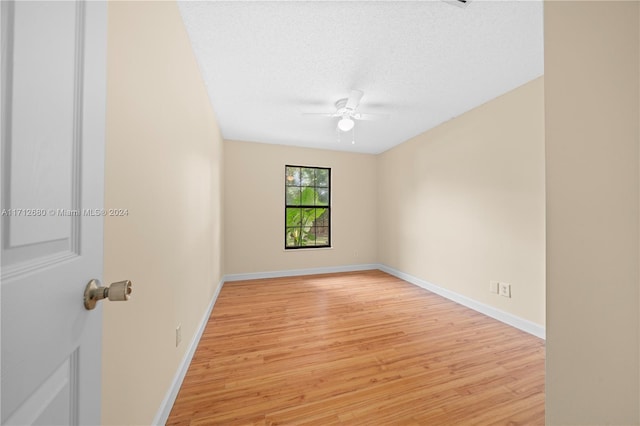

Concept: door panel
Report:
left=8, top=0, right=76, bottom=248
left=6, top=351, right=78, bottom=426
left=1, top=1, right=107, bottom=424
left=2, top=1, right=80, bottom=274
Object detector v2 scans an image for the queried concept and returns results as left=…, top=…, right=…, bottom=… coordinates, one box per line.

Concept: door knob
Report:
left=84, top=279, right=132, bottom=310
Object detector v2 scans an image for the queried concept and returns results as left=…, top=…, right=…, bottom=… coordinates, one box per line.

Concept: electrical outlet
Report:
left=489, top=281, right=499, bottom=294
left=176, top=324, right=182, bottom=347
left=499, top=283, right=511, bottom=298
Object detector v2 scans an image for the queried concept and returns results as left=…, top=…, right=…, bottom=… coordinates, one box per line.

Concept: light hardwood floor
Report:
left=167, top=270, right=545, bottom=425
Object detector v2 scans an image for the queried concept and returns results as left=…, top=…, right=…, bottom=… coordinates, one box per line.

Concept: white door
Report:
left=1, top=1, right=107, bottom=424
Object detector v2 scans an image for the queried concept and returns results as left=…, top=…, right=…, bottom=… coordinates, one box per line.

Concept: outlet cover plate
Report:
left=499, top=283, right=511, bottom=298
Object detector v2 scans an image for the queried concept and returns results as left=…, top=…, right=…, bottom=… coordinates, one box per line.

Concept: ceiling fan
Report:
left=303, top=89, right=387, bottom=132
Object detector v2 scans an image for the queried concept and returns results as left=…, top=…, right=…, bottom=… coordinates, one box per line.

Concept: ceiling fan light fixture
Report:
left=337, top=117, right=354, bottom=132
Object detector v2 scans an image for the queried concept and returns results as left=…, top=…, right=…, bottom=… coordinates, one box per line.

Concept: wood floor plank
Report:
left=167, top=270, right=545, bottom=425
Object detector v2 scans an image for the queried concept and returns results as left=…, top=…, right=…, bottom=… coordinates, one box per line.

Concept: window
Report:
left=285, top=165, right=331, bottom=249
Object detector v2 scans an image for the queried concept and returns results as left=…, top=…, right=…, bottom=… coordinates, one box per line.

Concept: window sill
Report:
left=283, top=246, right=333, bottom=252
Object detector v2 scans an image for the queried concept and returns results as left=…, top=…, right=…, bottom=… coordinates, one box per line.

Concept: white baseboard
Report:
left=152, top=278, right=224, bottom=426
left=223, top=263, right=379, bottom=282
left=378, top=264, right=545, bottom=339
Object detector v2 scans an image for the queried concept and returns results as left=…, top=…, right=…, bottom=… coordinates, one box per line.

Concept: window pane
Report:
left=316, top=169, right=329, bottom=187
left=285, top=167, right=300, bottom=186
left=286, top=187, right=301, bottom=205
left=317, top=188, right=329, bottom=206
left=301, top=208, right=316, bottom=228
left=300, top=187, right=317, bottom=206
left=286, top=208, right=302, bottom=227
left=286, top=227, right=300, bottom=247
left=301, top=167, right=315, bottom=186
left=316, top=237, right=328, bottom=246
left=306, top=227, right=317, bottom=244
left=315, top=227, right=329, bottom=245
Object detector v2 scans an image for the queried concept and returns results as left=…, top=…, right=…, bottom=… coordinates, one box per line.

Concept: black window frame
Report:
left=284, top=165, right=331, bottom=250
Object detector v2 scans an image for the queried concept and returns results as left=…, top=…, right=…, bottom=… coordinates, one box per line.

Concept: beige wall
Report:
left=377, top=78, right=545, bottom=326
left=545, top=2, right=639, bottom=424
left=103, top=2, right=224, bottom=425
left=98, top=2, right=640, bottom=424
left=224, top=141, right=377, bottom=275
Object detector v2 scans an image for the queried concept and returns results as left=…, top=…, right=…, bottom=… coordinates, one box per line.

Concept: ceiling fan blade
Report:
left=302, top=112, right=339, bottom=117
left=353, top=112, right=389, bottom=121
left=345, top=90, right=364, bottom=110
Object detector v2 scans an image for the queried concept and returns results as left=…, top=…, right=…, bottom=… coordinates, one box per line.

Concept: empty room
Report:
left=1, top=1, right=639, bottom=426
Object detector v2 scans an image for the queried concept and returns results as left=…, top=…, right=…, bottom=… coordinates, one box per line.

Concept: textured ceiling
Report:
left=178, top=1, right=543, bottom=154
